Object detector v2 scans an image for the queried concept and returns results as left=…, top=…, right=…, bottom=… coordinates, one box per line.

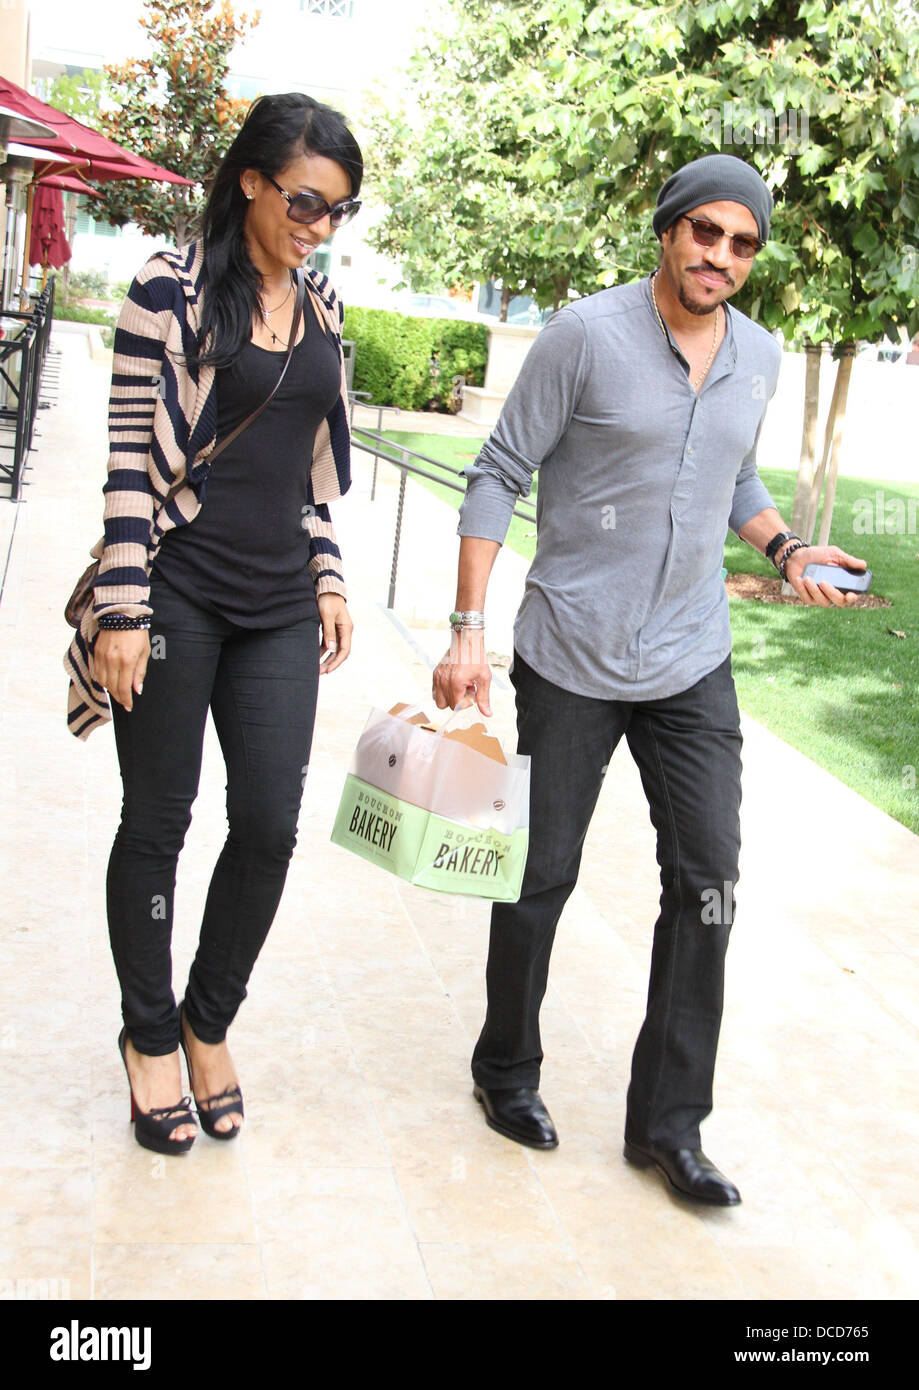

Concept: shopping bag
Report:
left=330, top=704, right=530, bottom=901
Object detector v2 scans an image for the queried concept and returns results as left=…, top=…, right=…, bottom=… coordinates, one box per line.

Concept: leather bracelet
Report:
left=778, top=541, right=808, bottom=582
left=96, top=613, right=152, bottom=631
left=765, top=530, right=800, bottom=566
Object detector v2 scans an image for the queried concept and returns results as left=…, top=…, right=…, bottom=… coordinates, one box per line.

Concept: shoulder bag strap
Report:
left=207, top=268, right=306, bottom=465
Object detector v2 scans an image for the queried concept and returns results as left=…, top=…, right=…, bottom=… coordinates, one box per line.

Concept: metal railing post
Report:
left=11, top=330, right=34, bottom=500
left=387, top=451, right=409, bottom=609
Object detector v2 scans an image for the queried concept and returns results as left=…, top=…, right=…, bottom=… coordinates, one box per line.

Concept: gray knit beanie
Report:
left=652, top=154, right=773, bottom=242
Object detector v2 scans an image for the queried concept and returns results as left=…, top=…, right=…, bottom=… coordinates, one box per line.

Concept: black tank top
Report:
left=153, top=299, right=341, bottom=626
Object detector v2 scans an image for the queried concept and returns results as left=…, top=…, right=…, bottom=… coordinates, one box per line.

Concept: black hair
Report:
left=189, top=91, right=363, bottom=369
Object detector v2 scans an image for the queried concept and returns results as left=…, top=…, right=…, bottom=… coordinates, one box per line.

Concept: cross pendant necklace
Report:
left=261, top=279, right=293, bottom=345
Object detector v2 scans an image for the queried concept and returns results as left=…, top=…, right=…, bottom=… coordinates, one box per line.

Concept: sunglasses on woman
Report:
left=680, top=215, right=765, bottom=261
left=261, top=172, right=361, bottom=229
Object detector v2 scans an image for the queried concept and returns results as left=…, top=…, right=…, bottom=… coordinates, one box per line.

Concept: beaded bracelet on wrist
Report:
left=96, top=613, right=152, bottom=631
left=778, top=541, right=808, bottom=582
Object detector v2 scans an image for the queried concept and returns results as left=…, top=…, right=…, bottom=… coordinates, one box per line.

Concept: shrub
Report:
left=344, top=306, right=487, bottom=411
left=53, top=302, right=117, bottom=327
left=53, top=301, right=117, bottom=348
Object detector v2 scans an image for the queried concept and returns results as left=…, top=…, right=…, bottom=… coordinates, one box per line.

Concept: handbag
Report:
left=64, top=271, right=307, bottom=628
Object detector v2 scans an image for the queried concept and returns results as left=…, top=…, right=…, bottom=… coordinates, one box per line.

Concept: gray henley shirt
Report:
left=457, top=274, right=782, bottom=701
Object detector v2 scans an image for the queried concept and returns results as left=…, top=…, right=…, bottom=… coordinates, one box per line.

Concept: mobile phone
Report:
left=801, top=563, right=872, bottom=593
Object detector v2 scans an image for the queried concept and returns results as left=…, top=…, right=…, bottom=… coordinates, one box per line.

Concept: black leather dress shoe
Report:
left=473, top=1085, right=559, bottom=1150
left=623, top=1141, right=741, bottom=1206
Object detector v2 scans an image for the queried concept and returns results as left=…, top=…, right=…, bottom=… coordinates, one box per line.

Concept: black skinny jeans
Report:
left=471, top=651, right=743, bottom=1151
left=107, top=574, right=319, bottom=1054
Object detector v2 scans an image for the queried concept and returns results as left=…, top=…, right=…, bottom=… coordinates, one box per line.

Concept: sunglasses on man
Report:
left=261, top=172, right=361, bottom=229
left=680, top=215, right=765, bottom=261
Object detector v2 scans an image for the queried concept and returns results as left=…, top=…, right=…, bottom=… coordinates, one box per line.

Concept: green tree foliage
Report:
left=515, top=0, right=919, bottom=348
left=370, top=0, right=919, bottom=535
left=43, top=70, right=108, bottom=124
left=365, top=0, right=609, bottom=317
left=369, top=0, right=919, bottom=343
left=94, top=0, right=258, bottom=246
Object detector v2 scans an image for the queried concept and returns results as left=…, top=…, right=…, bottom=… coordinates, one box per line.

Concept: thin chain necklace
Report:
left=260, top=279, right=293, bottom=345
left=650, top=270, right=720, bottom=390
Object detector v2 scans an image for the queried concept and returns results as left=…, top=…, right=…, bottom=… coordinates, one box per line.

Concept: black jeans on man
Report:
left=471, top=651, right=743, bottom=1151
left=107, top=573, right=319, bottom=1055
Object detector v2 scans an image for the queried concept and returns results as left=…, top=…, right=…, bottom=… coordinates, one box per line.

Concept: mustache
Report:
left=687, top=262, right=734, bottom=288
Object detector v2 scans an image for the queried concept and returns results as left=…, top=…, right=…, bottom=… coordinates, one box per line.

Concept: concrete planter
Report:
left=460, top=320, right=540, bottom=427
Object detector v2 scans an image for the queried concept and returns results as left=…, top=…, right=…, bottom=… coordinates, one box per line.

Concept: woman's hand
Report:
left=91, top=628, right=151, bottom=712
left=317, top=593, right=352, bottom=673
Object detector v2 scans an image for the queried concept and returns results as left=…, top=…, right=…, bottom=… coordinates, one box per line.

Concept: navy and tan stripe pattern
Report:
left=64, top=240, right=352, bottom=740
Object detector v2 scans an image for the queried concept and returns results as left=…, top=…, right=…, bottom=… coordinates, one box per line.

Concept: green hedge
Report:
left=343, top=306, right=488, bottom=411
left=53, top=301, right=117, bottom=347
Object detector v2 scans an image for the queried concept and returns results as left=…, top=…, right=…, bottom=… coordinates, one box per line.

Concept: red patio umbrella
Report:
left=0, top=74, right=194, bottom=301
left=29, top=183, right=71, bottom=270
left=0, top=75, right=192, bottom=184
left=36, top=173, right=103, bottom=198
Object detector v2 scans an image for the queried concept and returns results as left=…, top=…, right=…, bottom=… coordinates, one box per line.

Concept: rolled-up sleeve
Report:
left=728, top=415, right=776, bottom=532
left=458, top=308, right=588, bottom=542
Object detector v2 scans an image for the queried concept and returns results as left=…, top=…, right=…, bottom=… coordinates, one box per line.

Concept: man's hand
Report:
left=91, top=628, right=150, bottom=711
left=783, top=544, right=868, bottom=607
left=433, top=627, right=492, bottom=716
left=317, top=593, right=352, bottom=673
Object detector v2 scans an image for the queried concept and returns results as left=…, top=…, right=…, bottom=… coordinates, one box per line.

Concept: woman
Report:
left=64, top=93, right=362, bottom=1154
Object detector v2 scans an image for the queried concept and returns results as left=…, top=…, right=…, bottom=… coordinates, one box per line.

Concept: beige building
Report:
left=0, top=0, right=31, bottom=84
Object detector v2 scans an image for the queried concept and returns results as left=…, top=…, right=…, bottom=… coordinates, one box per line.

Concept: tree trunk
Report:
left=552, top=274, right=569, bottom=313
left=803, top=342, right=855, bottom=545
left=500, top=284, right=511, bottom=322
left=791, top=341, right=823, bottom=535
left=816, top=343, right=856, bottom=547
left=782, top=340, right=824, bottom=594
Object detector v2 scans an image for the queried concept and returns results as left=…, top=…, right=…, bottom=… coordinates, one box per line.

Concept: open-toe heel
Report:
left=178, top=1003, right=244, bottom=1141
left=117, top=1028, right=196, bottom=1155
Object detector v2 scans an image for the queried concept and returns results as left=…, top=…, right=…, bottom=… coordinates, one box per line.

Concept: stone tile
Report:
left=0, top=1166, right=92, bottom=1246
left=93, top=1141, right=256, bottom=1247
left=0, top=1242, right=92, bottom=1300
left=93, top=1243, right=266, bottom=1300
left=420, top=1240, right=590, bottom=1300
left=251, top=1167, right=432, bottom=1300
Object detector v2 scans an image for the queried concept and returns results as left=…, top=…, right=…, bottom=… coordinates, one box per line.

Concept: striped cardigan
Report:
left=64, top=241, right=352, bottom=740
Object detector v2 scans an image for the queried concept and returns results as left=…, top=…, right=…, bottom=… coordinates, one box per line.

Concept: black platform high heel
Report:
left=117, top=1028, right=197, bottom=1155
left=178, top=1003, right=244, bottom=1141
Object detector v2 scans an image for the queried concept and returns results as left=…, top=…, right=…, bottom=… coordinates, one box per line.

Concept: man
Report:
left=433, top=154, right=866, bottom=1206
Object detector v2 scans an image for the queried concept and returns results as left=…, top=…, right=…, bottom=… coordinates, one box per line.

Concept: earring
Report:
left=245, top=193, right=254, bottom=201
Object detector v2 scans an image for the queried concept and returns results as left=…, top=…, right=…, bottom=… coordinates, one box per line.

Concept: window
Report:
left=301, top=1, right=354, bottom=16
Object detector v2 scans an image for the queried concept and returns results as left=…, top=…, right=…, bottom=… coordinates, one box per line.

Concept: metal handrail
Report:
left=349, top=414, right=537, bottom=608
left=0, top=285, right=56, bottom=500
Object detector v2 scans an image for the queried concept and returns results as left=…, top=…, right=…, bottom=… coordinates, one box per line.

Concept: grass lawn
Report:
left=385, top=430, right=919, bottom=834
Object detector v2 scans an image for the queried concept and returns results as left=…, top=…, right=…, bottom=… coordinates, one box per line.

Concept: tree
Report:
left=369, top=0, right=919, bottom=540
left=496, top=0, right=919, bottom=545
left=365, top=1, right=609, bottom=318
left=95, top=0, right=258, bottom=246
